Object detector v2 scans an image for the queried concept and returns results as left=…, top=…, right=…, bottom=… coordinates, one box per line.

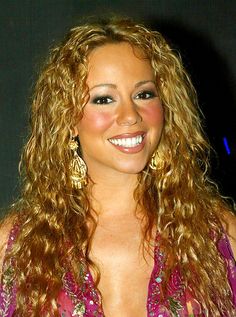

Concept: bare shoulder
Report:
left=221, top=209, right=236, bottom=259
left=0, top=213, right=16, bottom=275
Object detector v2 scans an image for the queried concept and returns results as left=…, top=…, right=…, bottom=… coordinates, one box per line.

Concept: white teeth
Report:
left=109, top=135, right=144, bottom=148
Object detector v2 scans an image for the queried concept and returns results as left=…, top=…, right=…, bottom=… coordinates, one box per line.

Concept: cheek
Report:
left=77, top=108, right=114, bottom=135
left=141, top=102, right=164, bottom=127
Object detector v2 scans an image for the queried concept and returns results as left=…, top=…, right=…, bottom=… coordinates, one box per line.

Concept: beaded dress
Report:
left=0, top=223, right=235, bottom=317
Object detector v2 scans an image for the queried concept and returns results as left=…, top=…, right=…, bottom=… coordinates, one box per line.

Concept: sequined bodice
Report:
left=0, top=224, right=236, bottom=316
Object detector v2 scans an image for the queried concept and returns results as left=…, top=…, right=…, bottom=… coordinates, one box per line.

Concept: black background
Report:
left=0, top=1, right=236, bottom=215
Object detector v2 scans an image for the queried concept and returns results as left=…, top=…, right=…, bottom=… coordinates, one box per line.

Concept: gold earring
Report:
left=69, top=138, right=87, bottom=189
left=149, top=151, right=158, bottom=170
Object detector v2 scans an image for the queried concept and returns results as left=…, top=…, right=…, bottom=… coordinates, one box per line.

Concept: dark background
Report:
left=1, top=1, right=236, bottom=215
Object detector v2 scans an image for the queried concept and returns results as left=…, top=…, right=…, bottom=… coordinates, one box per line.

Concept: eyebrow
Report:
left=89, top=80, right=156, bottom=91
left=135, top=80, right=156, bottom=87
left=89, top=83, right=117, bottom=91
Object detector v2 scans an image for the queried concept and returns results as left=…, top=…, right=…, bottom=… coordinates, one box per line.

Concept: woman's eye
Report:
left=136, top=91, right=156, bottom=100
left=92, top=96, right=113, bottom=105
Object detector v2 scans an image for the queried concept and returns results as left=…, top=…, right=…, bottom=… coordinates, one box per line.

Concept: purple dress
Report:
left=0, top=223, right=235, bottom=316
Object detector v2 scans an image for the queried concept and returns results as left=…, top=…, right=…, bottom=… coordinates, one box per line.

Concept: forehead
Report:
left=86, top=42, right=154, bottom=83
left=88, top=41, right=147, bottom=58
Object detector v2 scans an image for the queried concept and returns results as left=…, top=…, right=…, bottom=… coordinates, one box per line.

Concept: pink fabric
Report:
left=0, top=224, right=236, bottom=316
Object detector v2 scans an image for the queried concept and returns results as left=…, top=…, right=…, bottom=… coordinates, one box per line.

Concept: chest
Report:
left=89, top=224, right=155, bottom=316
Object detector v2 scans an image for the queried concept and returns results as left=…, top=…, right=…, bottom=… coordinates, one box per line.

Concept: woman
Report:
left=0, top=17, right=236, bottom=316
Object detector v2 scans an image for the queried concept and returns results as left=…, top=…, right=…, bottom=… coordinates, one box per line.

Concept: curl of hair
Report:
left=3, top=17, right=235, bottom=315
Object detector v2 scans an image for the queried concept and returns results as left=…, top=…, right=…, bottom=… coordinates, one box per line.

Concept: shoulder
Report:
left=221, top=209, right=236, bottom=260
left=0, top=213, right=17, bottom=275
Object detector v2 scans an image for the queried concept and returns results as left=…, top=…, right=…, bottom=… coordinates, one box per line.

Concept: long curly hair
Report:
left=2, top=17, right=235, bottom=315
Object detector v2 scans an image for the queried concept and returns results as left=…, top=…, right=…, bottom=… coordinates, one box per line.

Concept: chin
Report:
left=115, top=161, right=147, bottom=175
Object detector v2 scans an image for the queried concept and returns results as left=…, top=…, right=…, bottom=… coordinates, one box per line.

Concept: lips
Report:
left=108, top=132, right=146, bottom=153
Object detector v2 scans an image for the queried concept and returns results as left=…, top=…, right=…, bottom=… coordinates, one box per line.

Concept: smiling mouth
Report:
left=108, top=134, right=145, bottom=148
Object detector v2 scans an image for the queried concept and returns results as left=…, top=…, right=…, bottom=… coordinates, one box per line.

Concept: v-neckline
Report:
left=88, top=233, right=162, bottom=315
left=63, top=233, right=167, bottom=316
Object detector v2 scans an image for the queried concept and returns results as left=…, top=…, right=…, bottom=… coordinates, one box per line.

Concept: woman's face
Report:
left=74, top=42, right=164, bottom=176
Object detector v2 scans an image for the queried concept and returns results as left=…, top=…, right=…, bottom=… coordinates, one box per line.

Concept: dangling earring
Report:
left=149, top=151, right=158, bottom=170
left=69, top=137, right=87, bottom=189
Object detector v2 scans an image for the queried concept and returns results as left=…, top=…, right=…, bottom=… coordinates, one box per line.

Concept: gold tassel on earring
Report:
left=69, top=138, right=87, bottom=189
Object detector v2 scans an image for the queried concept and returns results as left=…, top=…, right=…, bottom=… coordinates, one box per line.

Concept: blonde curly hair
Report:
left=2, top=17, right=235, bottom=316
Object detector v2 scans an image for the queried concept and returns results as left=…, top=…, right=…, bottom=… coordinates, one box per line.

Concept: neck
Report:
left=86, top=169, right=139, bottom=218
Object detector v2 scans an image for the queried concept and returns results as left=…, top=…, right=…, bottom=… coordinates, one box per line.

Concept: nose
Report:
left=116, top=99, right=142, bottom=126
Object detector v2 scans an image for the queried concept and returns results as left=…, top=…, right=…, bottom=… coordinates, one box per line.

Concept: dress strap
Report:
left=0, top=222, right=19, bottom=317
left=217, top=233, right=236, bottom=306
left=6, top=223, right=20, bottom=253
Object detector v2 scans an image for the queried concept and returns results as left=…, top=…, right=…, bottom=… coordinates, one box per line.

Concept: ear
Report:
left=72, top=125, right=79, bottom=137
